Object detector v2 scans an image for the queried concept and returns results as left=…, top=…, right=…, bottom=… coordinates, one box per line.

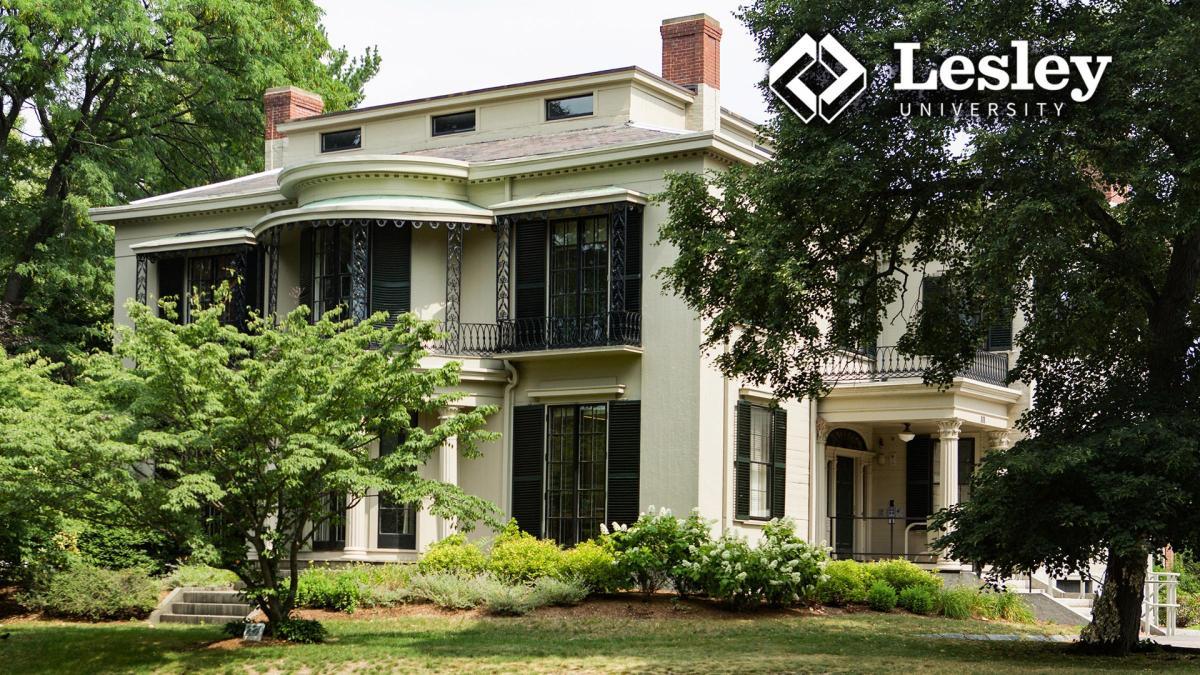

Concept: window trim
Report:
left=544, top=92, right=595, bottom=122
left=430, top=109, right=477, bottom=137
left=319, top=127, right=363, bottom=154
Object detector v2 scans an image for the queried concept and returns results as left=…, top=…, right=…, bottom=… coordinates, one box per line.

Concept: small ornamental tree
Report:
left=82, top=296, right=499, bottom=626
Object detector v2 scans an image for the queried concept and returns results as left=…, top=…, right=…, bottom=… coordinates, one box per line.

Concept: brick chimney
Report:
left=660, top=14, right=721, bottom=131
left=263, top=86, right=324, bottom=170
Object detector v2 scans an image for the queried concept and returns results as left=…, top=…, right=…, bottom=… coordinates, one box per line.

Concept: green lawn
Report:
left=2, top=609, right=1197, bottom=673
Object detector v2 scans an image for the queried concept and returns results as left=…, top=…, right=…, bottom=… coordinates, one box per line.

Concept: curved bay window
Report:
left=545, top=403, right=607, bottom=546
left=302, top=224, right=353, bottom=321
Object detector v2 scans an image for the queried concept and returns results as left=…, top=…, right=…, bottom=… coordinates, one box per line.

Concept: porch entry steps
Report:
left=151, top=588, right=252, bottom=626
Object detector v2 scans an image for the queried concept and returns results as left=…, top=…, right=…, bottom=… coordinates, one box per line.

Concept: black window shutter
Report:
left=770, top=406, right=787, bottom=519
left=298, top=228, right=314, bottom=320
left=511, top=405, right=545, bottom=537
left=985, top=315, right=1013, bottom=351
left=607, top=400, right=641, bottom=528
left=624, top=208, right=642, bottom=313
left=370, top=225, right=412, bottom=326
left=156, top=258, right=185, bottom=321
left=905, top=436, right=934, bottom=523
left=735, top=399, right=751, bottom=520
left=515, top=220, right=547, bottom=320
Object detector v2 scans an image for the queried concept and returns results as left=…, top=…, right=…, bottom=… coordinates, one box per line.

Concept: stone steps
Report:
left=155, top=588, right=252, bottom=626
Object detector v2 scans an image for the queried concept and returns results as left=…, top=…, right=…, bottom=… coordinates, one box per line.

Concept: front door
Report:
left=835, top=456, right=855, bottom=557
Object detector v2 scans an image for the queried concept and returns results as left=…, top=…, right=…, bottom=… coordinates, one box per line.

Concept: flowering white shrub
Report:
left=606, top=506, right=713, bottom=597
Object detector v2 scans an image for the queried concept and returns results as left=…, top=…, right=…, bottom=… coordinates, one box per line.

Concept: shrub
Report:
left=607, top=507, right=712, bottom=597
left=938, top=586, right=977, bottom=619
left=273, top=618, right=328, bottom=643
left=1179, top=592, right=1200, bottom=627
left=680, top=535, right=765, bottom=610
left=866, top=559, right=942, bottom=595
left=817, top=560, right=869, bottom=606
left=295, top=565, right=362, bottom=612
left=477, top=578, right=533, bottom=616
left=560, top=539, right=625, bottom=592
left=488, top=521, right=563, bottom=584
left=898, top=586, right=936, bottom=614
left=161, top=564, right=239, bottom=589
left=407, top=572, right=487, bottom=609
left=531, top=576, right=589, bottom=607
left=866, top=581, right=898, bottom=611
left=75, top=524, right=180, bottom=575
left=992, top=590, right=1036, bottom=623
left=354, top=564, right=415, bottom=608
left=19, top=562, right=158, bottom=620
left=758, top=518, right=825, bottom=606
left=418, top=534, right=487, bottom=576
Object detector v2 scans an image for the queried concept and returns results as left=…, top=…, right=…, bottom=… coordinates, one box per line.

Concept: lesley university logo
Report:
left=769, top=34, right=867, bottom=123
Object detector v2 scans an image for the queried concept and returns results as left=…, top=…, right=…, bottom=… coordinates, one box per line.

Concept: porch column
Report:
left=343, top=493, right=369, bottom=559
left=445, top=225, right=464, bottom=351
left=856, top=461, right=869, bottom=559
left=987, top=429, right=1013, bottom=455
left=437, top=406, right=462, bottom=540
left=496, top=217, right=511, bottom=322
left=813, top=418, right=830, bottom=543
left=937, top=419, right=962, bottom=512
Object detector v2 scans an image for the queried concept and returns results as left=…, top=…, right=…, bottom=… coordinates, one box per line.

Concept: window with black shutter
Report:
left=377, top=421, right=418, bottom=550
left=984, top=314, right=1013, bottom=351
left=905, top=436, right=935, bottom=523
left=370, top=225, right=411, bottom=326
left=154, top=249, right=255, bottom=326
left=624, top=208, right=642, bottom=314
left=545, top=403, right=607, bottom=546
left=514, top=220, right=548, bottom=348
left=607, top=400, right=641, bottom=528
left=156, top=258, right=185, bottom=321
left=310, top=224, right=353, bottom=321
left=735, top=400, right=786, bottom=520
left=511, top=405, right=546, bottom=537
left=312, top=491, right=346, bottom=551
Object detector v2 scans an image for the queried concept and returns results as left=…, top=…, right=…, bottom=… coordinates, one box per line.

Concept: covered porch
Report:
left=812, top=377, right=1023, bottom=568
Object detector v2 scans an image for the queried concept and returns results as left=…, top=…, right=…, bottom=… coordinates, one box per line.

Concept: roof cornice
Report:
left=90, top=190, right=286, bottom=223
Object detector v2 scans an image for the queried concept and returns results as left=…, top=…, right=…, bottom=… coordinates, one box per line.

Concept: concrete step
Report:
left=170, top=602, right=251, bottom=617
left=180, top=590, right=245, bottom=604
left=1060, top=598, right=1094, bottom=607
left=158, top=613, right=240, bottom=625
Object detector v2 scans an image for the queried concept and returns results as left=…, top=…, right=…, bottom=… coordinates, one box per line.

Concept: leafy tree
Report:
left=1, top=297, right=499, bottom=627
left=658, top=0, right=1199, bottom=655
left=0, top=0, right=380, bottom=359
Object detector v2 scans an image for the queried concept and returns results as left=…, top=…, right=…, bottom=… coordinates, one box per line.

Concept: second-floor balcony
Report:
left=820, top=345, right=1011, bottom=388
left=435, top=311, right=641, bottom=357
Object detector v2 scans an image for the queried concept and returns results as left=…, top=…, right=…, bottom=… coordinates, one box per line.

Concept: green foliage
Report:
left=938, top=587, right=979, bottom=620
left=898, top=586, right=936, bottom=615
left=866, top=581, right=898, bottom=612
left=75, top=523, right=181, bottom=574
left=560, top=539, right=624, bottom=592
left=296, top=565, right=363, bottom=613
left=418, top=534, right=488, bottom=576
left=272, top=618, right=328, bottom=644
left=161, top=564, right=239, bottom=589
left=530, top=576, right=589, bottom=607
left=406, top=573, right=488, bottom=610
left=18, top=562, right=158, bottom=620
left=487, top=521, right=563, bottom=584
left=607, top=507, right=712, bottom=597
left=1179, top=593, right=1200, bottom=627
left=476, top=578, right=534, bottom=616
left=758, top=518, right=826, bottom=606
left=0, top=0, right=381, bottom=359
left=818, top=560, right=870, bottom=606
left=991, top=591, right=1036, bottom=624
left=865, top=560, right=942, bottom=595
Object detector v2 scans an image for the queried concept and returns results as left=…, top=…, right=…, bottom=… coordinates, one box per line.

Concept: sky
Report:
left=313, top=0, right=771, bottom=123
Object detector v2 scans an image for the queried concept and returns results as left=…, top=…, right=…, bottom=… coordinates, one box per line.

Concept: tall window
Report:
left=377, top=425, right=418, bottom=549
left=157, top=250, right=255, bottom=324
left=748, top=405, right=773, bottom=519
left=312, top=492, right=345, bottom=551
left=549, top=216, right=608, bottom=318
left=545, top=403, right=607, bottom=546
left=312, top=225, right=353, bottom=321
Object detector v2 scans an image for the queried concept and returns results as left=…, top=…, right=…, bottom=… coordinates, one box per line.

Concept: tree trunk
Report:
left=1081, top=547, right=1146, bottom=655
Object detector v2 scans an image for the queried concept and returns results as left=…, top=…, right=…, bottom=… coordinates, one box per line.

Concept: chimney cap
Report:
left=661, top=13, right=721, bottom=28
left=264, top=85, right=323, bottom=100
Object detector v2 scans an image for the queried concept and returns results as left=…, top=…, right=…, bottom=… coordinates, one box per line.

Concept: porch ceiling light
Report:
left=897, top=423, right=915, bottom=443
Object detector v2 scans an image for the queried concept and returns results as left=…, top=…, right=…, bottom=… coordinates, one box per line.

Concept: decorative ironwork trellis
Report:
left=610, top=204, right=629, bottom=315
left=135, top=255, right=148, bottom=305
left=445, top=224, right=464, bottom=352
left=350, top=222, right=370, bottom=321
left=495, top=217, right=511, bottom=322
left=267, top=227, right=280, bottom=320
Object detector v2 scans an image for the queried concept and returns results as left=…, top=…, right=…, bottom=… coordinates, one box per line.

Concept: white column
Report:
left=436, top=406, right=462, bottom=541
left=987, top=429, right=1012, bottom=454
left=856, top=461, right=868, bottom=558
left=343, top=493, right=369, bottom=559
left=813, top=418, right=830, bottom=544
left=937, top=419, right=962, bottom=512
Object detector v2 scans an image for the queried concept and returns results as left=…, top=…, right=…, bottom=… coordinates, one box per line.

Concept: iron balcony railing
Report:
left=820, top=345, right=1010, bottom=388
left=433, top=311, right=641, bottom=357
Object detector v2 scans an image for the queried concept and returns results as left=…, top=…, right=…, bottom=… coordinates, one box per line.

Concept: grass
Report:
left=2, top=609, right=1198, bottom=673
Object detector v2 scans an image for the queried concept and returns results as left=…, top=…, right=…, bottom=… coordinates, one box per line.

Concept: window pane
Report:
left=432, top=110, right=476, bottom=136
left=321, top=128, right=361, bottom=152
left=750, top=463, right=769, bottom=518
left=544, top=404, right=607, bottom=546
left=546, top=94, right=594, bottom=120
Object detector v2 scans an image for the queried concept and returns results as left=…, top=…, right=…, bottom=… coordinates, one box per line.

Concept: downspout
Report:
left=501, top=359, right=519, bottom=519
